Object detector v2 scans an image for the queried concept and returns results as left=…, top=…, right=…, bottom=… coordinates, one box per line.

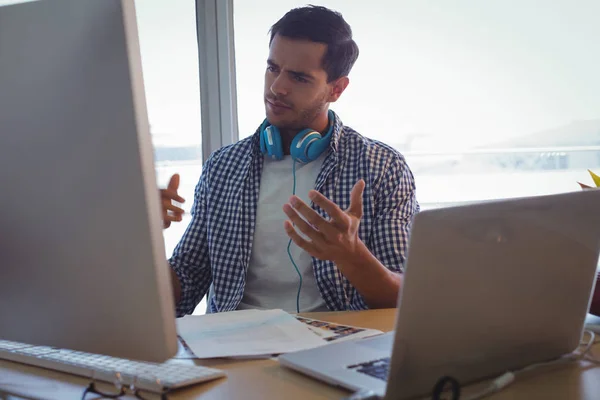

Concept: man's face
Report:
left=264, top=34, right=333, bottom=131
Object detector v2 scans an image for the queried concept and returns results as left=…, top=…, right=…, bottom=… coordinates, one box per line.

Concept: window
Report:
left=134, top=0, right=202, bottom=256
left=233, top=1, right=600, bottom=209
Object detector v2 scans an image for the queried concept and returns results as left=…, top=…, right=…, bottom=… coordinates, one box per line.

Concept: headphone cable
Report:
left=287, top=159, right=303, bottom=313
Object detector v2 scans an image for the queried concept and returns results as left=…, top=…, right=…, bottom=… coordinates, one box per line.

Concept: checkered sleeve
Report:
left=349, top=289, right=369, bottom=311
left=168, top=154, right=215, bottom=317
left=350, top=152, right=419, bottom=310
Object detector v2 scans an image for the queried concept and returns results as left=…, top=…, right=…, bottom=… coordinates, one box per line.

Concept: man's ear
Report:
left=328, top=76, right=349, bottom=103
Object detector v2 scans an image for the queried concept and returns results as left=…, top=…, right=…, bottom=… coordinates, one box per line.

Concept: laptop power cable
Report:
left=438, top=329, right=600, bottom=400
left=345, top=330, right=599, bottom=400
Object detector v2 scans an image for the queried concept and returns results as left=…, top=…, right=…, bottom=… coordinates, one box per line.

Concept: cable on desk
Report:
left=431, top=375, right=461, bottom=400
left=342, top=388, right=381, bottom=400
left=434, top=330, right=599, bottom=400
left=349, top=331, right=599, bottom=400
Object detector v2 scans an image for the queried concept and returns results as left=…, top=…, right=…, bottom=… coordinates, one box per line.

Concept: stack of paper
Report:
left=176, top=309, right=327, bottom=359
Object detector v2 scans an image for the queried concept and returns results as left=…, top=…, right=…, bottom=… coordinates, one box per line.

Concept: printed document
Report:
left=176, top=309, right=327, bottom=359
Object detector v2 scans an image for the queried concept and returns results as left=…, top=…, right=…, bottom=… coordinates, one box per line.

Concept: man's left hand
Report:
left=282, top=179, right=365, bottom=264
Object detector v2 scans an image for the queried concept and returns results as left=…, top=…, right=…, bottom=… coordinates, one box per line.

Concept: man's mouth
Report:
left=266, top=98, right=291, bottom=109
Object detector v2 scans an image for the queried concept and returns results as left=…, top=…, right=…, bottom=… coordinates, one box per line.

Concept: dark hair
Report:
left=269, top=5, right=359, bottom=82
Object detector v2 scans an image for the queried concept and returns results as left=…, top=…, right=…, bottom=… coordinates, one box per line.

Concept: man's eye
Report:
left=294, top=76, right=308, bottom=83
left=267, top=65, right=276, bottom=72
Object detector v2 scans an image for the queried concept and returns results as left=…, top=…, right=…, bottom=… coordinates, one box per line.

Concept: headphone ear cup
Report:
left=291, top=129, right=322, bottom=163
left=305, top=134, right=331, bottom=161
left=291, top=110, right=335, bottom=163
left=259, top=128, right=268, bottom=154
left=261, top=124, right=284, bottom=160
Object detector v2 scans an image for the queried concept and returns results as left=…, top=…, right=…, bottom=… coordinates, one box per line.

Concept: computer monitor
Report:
left=0, top=0, right=178, bottom=362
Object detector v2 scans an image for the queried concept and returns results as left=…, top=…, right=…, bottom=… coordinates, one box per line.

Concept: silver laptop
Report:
left=279, top=189, right=600, bottom=399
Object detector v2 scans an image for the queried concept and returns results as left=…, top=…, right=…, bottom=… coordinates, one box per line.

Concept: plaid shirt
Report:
left=169, top=111, right=419, bottom=316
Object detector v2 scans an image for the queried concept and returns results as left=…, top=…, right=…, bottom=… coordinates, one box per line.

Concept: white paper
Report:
left=176, top=309, right=327, bottom=359
left=295, top=316, right=384, bottom=343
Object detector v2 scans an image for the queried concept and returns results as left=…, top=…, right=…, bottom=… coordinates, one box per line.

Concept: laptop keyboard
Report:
left=347, top=357, right=390, bottom=381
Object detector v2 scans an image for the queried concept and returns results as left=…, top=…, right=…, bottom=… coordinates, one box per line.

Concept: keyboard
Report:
left=0, top=339, right=226, bottom=393
left=347, top=357, right=390, bottom=381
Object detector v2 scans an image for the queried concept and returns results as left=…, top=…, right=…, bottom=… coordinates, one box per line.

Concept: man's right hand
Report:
left=161, top=174, right=185, bottom=229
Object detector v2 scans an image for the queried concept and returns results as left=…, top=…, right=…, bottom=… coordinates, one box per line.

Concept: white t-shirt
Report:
left=237, top=154, right=329, bottom=312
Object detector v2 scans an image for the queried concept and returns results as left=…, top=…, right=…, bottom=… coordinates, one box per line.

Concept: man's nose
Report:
left=270, top=74, right=289, bottom=97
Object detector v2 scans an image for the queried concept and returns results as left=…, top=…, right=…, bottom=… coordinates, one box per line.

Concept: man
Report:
left=161, top=5, right=419, bottom=316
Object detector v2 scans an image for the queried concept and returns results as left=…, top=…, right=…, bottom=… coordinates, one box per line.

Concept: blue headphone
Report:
left=259, top=110, right=334, bottom=163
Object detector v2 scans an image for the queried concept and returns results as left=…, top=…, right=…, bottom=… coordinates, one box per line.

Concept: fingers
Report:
left=161, top=188, right=185, bottom=204
left=163, top=213, right=183, bottom=224
left=284, top=220, right=318, bottom=255
left=163, top=201, right=185, bottom=215
left=162, top=212, right=182, bottom=229
left=308, top=190, right=349, bottom=230
left=160, top=177, right=185, bottom=229
left=162, top=201, right=184, bottom=228
left=287, top=196, right=339, bottom=237
left=163, top=174, right=185, bottom=203
left=167, top=173, right=180, bottom=191
left=162, top=196, right=184, bottom=217
left=161, top=190, right=185, bottom=214
left=347, top=179, right=365, bottom=219
left=282, top=203, right=326, bottom=242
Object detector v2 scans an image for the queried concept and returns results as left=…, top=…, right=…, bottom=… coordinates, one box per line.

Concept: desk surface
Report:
left=1, top=309, right=599, bottom=400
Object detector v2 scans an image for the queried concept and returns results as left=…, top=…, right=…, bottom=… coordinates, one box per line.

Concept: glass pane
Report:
left=134, top=0, right=202, bottom=255
left=234, top=0, right=600, bottom=209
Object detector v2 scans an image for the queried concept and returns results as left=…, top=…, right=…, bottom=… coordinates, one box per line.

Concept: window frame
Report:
left=196, top=0, right=239, bottom=161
